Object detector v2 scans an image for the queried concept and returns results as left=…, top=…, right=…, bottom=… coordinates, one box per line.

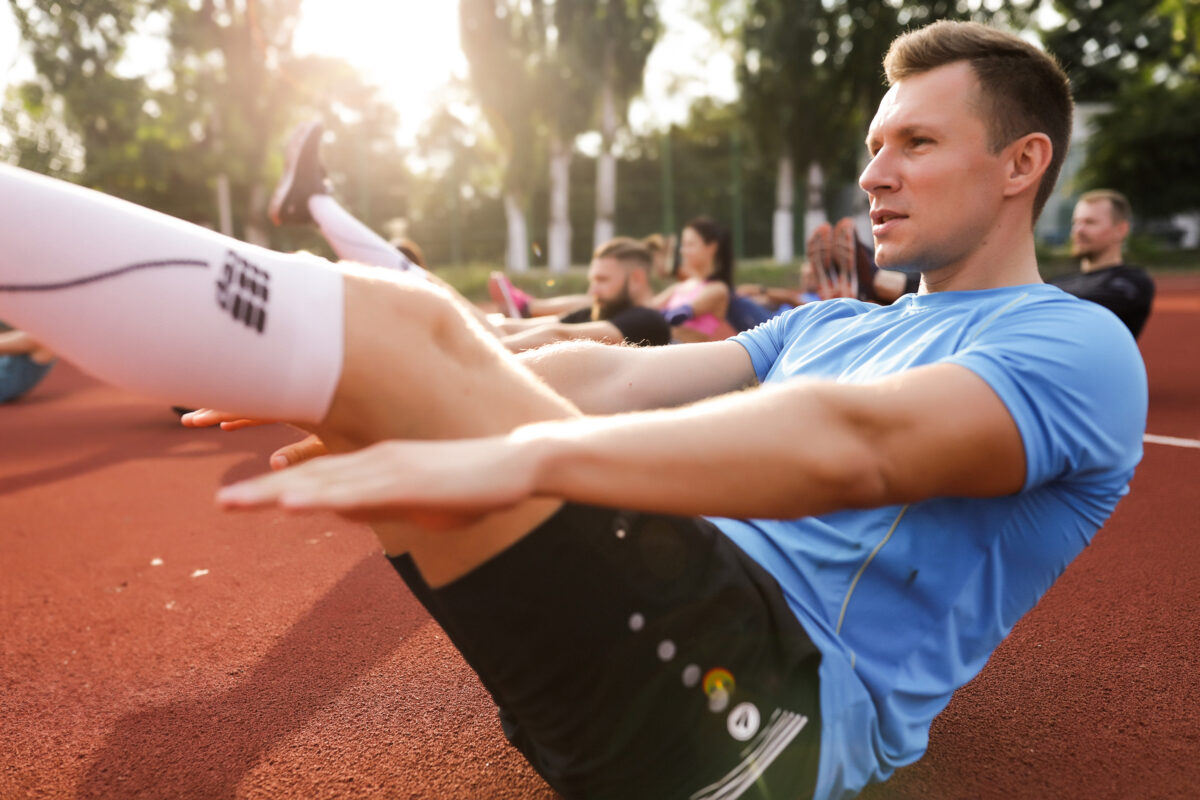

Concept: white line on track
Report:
left=1144, top=433, right=1200, bottom=450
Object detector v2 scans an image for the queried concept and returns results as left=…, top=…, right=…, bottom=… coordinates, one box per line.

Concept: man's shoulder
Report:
left=612, top=305, right=671, bottom=346
left=1109, top=263, right=1156, bottom=288
left=559, top=307, right=592, bottom=324
left=1003, top=283, right=1134, bottom=330
left=1050, top=264, right=1154, bottom=287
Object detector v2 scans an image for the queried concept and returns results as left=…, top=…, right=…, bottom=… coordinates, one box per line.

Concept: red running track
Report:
left=2, top=275, right=1198, bottom=799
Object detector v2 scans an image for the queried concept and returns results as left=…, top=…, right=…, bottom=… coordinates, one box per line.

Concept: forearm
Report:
left=503, top=322, right=592, bottom=353
left=518, top=339, right=755, bottom=415
left=765, top=287, right=805, bottom=307
left=516, top=379, right=889, bottom=520
left=496, top=315, right=558, bottom=335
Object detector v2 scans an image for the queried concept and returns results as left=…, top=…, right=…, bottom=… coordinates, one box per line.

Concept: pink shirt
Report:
left=665, top=281, right=726, bottom=336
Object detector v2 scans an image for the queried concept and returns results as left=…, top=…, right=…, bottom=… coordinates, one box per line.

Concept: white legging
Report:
left=308, top=195, right=426, bottom=275
left=0, top=164, right=344, bottom=423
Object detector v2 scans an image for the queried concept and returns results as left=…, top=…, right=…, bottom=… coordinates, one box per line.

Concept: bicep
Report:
left=863, top=363, right=1025, bottom=501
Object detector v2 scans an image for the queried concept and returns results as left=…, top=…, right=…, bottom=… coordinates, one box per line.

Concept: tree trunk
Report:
left=243, top=181, right=270, bottom=247
left=772, top=150, right=795, bottom=264
left=593, top=78, right=617, bottom=250
left=215, top=173, right=234, bottom=237
left=548, top=133, right=572, bottom=273
left=802, top=161, right=828, bottom=250
left=504, top=192, right=530, bottom=273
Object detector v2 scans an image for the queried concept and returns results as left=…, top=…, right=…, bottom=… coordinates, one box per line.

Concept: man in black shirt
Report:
left=1050, top=189, right=1155, bottom=339
left=499, top=238, right=671, bottom=350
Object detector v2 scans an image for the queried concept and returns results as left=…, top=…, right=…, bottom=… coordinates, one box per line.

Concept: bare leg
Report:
left=0, top=165, right=575, bottom=585
left=311, top=266, right=581, bottom=585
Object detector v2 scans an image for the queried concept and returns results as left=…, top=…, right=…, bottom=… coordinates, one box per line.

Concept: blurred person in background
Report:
left=1050, top=189, right=1155, bottom=339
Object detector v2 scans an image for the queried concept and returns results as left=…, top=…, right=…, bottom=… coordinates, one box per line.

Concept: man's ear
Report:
left=1002, top=132, right=1053, bottom=199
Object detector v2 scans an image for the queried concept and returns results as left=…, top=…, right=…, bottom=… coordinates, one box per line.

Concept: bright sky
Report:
left=0, top=4, right=18, bottom=91
left=292, top=0, right=737, bottom=142
left=292, top=1, right=466, bottom=142
left=0, top=1, right=735, bottom=142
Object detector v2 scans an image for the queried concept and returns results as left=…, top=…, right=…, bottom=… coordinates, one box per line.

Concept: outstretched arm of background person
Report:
left=501, top=319, right=628, bottom=351
left=217, top=362, right=1025, bottom=526
left=518, top=338, right=756, bottom=415
left=491, top=315, right=562, bottom=335
left=185, top=335, right=753, bottom=467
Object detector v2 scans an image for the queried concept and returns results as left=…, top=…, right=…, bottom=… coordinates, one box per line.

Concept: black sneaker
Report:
left=268, top=119, right=329, bottom=225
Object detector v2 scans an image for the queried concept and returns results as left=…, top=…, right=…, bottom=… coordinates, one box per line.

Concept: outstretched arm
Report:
left=502, top=319, right=629, bottom=351
left=218, top=362, right=1024, bottom=524
left=518, top=339, right=755, bottom=415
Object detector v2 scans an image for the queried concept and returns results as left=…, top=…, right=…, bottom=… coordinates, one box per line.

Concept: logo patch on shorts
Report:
left=727, top=702, right=761, bottom=741
left=690, top=709, right=809, bottom=800
left=216, top=250, right=269, bottom=333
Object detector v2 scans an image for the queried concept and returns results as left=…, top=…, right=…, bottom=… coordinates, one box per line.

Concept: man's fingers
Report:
left=30, top=347, right=56, bottom=364
left=181, top=409, right=228, bottom=427
left=218, top=448, right=377, bottom=508
left=219, top=418, right=274, bottom=431
left=0, top=330, right=53, bottom=360
left=181, top=408, right=274, bottom=429
left=270, top=434, right=329, bottom=470
left=217, top=439, right=530, bottom=527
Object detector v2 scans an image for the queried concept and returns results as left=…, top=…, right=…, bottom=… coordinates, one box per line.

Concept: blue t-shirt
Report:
left=714, top=284, right=1146, bottom=800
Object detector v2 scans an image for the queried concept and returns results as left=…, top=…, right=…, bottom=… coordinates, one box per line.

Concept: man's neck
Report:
left=922, top=220, right=1042, bottom=293
left=1080, top=249, right=1124, bottom=273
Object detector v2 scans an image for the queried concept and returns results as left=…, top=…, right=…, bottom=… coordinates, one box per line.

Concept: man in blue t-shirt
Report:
left=210, top=20, right=1145, bottom=800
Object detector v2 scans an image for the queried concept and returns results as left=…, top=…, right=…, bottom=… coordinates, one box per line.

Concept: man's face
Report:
left=1070, top=199, right=1126, bottom=260
left=859, top=61, right=1009, bottom=275
left=588, top=257, right=634, bottom=320
left=679, top=227, right=716, bottom=278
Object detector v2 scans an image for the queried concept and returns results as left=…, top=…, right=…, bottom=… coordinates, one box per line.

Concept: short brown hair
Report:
left=391, top=237, right=426, bottom=268
left=594, top=237, right=653, bottom=272
left=641, top=233, right=668, bottom=256
left=1078, top=189, right=1131, bottom=225
left=884, top=20, right=1073, bottom=223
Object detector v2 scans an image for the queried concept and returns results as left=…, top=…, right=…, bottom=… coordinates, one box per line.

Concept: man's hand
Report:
left=815, top=261, right=856, bottom=300
left=269, top=433, right=328, bottom=470
left=181, top=409, right=328, bottom=470
left=216, top=436, right=535, bottom=529
left=180, top=408, right=276, bottom=430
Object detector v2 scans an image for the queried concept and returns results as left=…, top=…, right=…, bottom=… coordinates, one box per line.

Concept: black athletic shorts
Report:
left=388, top=504, right=822, bottom=800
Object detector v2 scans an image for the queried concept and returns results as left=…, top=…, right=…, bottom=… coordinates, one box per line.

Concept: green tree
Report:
left=4, top=0, right=409, bottom=250
left=586, top=0, right=660, bottom=253
left=161, top=0, right=407, bottom=245
left=537, top=0, right=605, bottom=272
left=460, top=0, right=545, bottom=272
left=1041, top=0, right=1176, bottom=101
left=1043, top=0, right=1200, bottom=220
left=407, top=99, right=510, bottom=266
left=4, top=0, right=190, bottom=212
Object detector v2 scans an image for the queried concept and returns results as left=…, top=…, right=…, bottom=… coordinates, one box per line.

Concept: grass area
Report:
left=434, top=251, right=1199, bottom=302
left=433, top=258, right=809, bottom=304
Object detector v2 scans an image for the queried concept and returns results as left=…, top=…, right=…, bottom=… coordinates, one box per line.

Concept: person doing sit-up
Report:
left=0, top=21, right=1145, bottom=800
